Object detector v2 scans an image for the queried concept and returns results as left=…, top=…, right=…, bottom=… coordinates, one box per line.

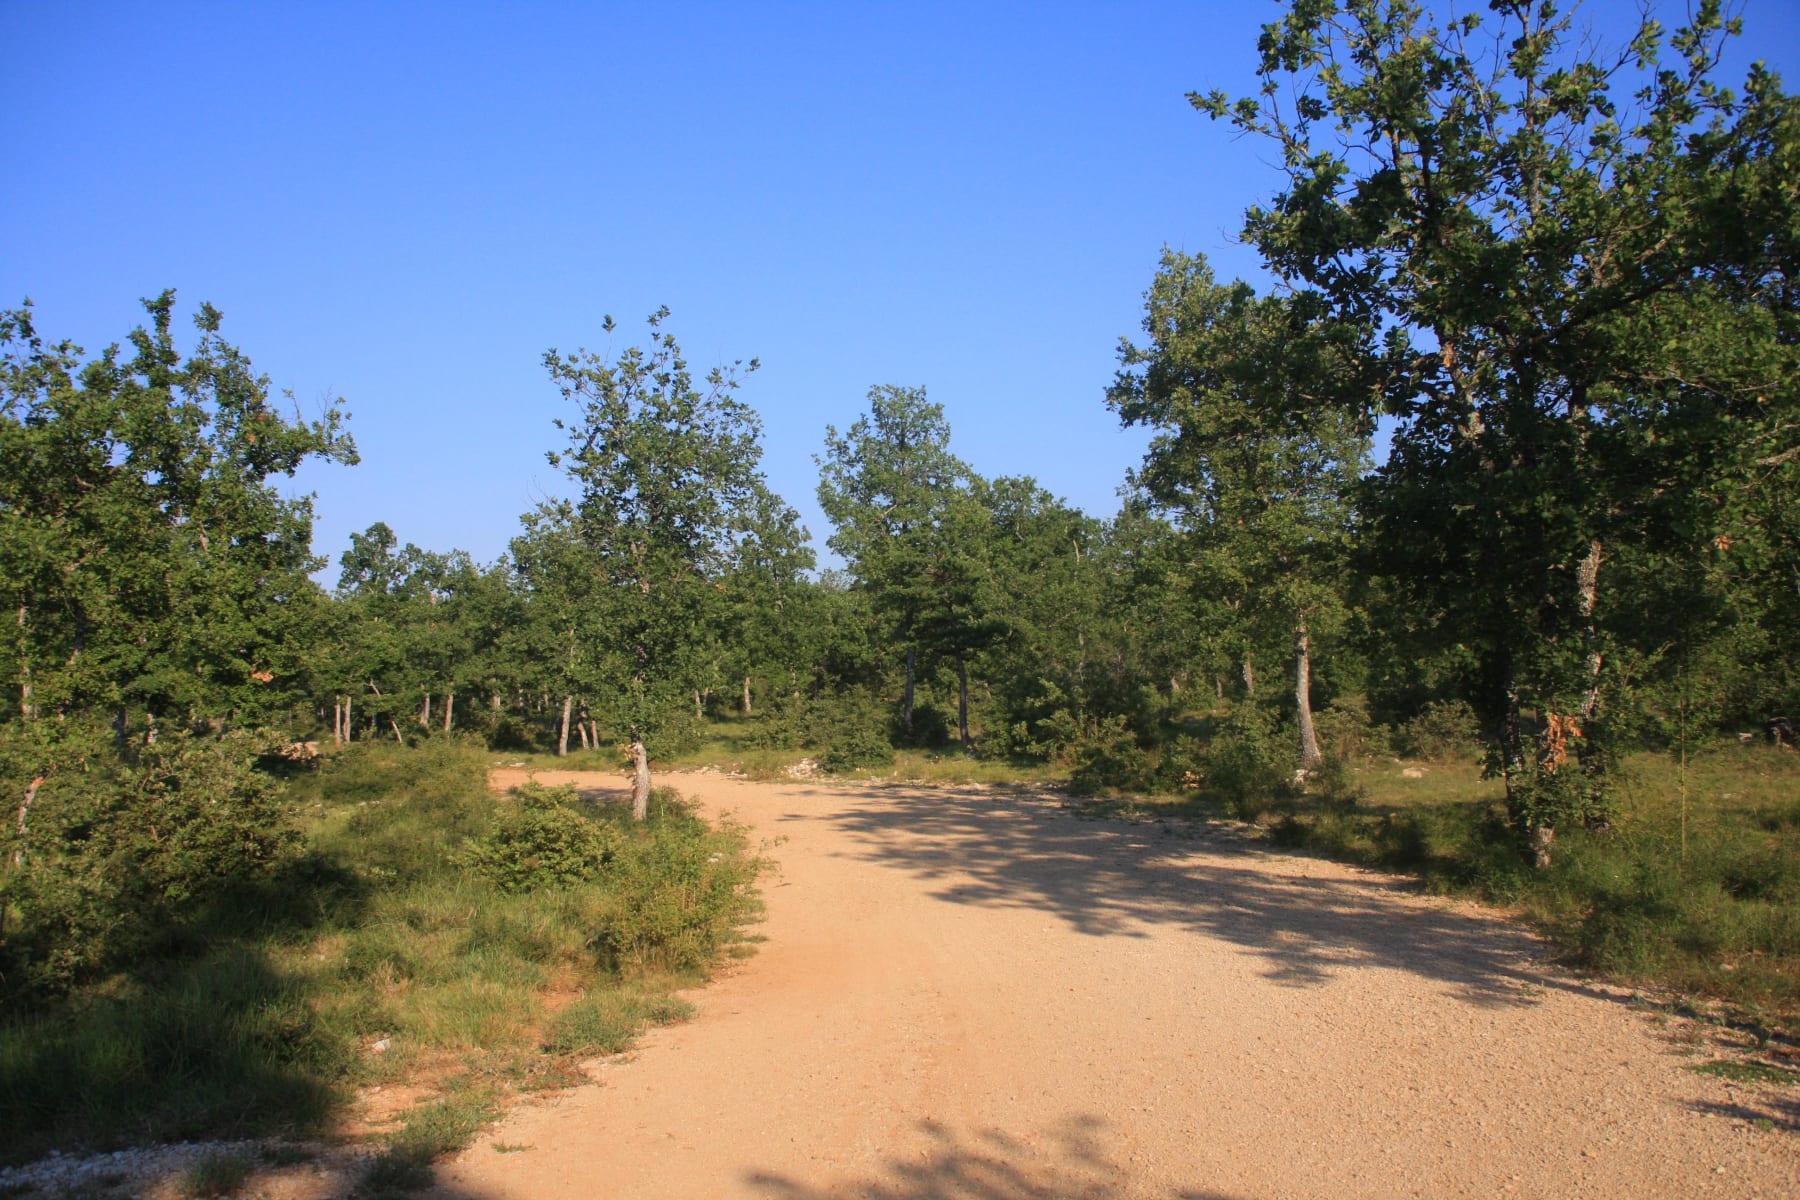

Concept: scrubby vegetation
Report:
left=0, top=740, right=762, bottom=1173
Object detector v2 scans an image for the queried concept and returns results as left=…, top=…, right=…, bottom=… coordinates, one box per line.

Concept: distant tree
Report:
left=1109, top=250, right=1370, bottom=771
left=543, top=309, right=769, bottom=818
left=816, top=385, right=971, bottom=736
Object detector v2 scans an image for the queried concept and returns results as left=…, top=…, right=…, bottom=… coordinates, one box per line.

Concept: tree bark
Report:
left=957, top=658, right=971, bottom=748
left=420, top=693, right=431, bottom=728
left=694, top=690, right=703, bottom=720
left=389, top=718, right=403, bottom=744
left=444, top=688, right=454, bottom=733
left=903, top=644, right=916, bottom=734
left=577, top=720, right=590, bottom=751
left=345, top=695, right=353, bottom=743
left=1294, top=621, right=1323, bottom=770
left=17, top=602, right=33, bottom=723
left=742, top=675, right=752, bottom=717
left=630, top=734, right=651, bottom=821
left=558, top=694, right=574, bottom=757
left=16, top=774, right=43, bottom=866
left=1241, top=654, right=1255, bottom=697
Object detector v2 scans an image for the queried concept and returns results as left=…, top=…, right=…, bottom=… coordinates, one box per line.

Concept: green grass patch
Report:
left=1259, top=744, right=1800, bottom=1035
left=1685, top=1059, right=1800, bottom=1085
left=0, top=738, right=764, bottom=1170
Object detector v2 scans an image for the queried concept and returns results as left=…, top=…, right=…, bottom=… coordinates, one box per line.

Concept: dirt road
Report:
left=435, top=773, right=1797, bottom=1199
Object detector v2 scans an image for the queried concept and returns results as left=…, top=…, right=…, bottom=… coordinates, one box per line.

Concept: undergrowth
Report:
left=1262, top=744, right=1800, bottom=1036
left=0, top=738, right=764, bottom=1180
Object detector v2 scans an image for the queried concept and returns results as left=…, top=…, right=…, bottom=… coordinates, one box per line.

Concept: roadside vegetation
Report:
left=0, top=739, right=763, bottom=1182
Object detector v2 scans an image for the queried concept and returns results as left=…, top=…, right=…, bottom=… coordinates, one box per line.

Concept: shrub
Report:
left=2, top=729, right=301, bottom=1001
left=454, top=784, right=620, bottom=894
left=1313, top=695, right=1383, bottom=761
left=1068, top=715, right=1156, bottom=796
left=1204, top=702, right=1289, bottom=819
left=1395, top=699, right=1482, bottom=761
left=815, top=700, right=895, bottom=773
left=584, top=790, right=762, bottom=972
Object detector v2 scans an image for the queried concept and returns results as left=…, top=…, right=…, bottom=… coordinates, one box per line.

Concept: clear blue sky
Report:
left=5, top=1, right=1796, bottom=576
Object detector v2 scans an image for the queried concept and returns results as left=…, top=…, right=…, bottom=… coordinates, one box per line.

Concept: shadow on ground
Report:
left=793, top=785, right=1557, bottom=1007
left=745, top=1114, right=1240, bottom=1200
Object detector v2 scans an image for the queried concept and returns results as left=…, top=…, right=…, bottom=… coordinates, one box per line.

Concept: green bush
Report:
left=454, top=784, right=620, bottom=894
left=816, top=700, right=895, bottom=773
left=2, top=729, right=301, bottom=1002
left=1314, top=696, right=1383, bottom=761
left=1203, top=702, right=1290, bottom=819
left=585, top=790, right=763, bottom=972
left=1395, top=699, right=1482, bottom=761
left=1068, top=715, right=1156, bottom=796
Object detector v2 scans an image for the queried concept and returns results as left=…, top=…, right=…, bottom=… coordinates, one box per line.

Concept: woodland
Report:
left=1, top=0, right=1798, bottom=1177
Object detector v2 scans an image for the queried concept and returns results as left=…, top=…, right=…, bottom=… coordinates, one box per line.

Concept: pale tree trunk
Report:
left=16, top=774, right=43, bottom=866
left=443, top=689, right=454, bottom=733
left=630, top=734, right=651, bottom=821
left=420, top=693, right=431, bottom=728
left=1294, top=621, right=1323, bottom=770
left=694, top=690, right=703, bottom=720
left=345, top=695, right=353, bottom=743
left=558, top=695, right=574, bottom=757
left=903, top=645, right=916, bottom=734
left=577, top=721, right=590, bottom=751
left=957, top=658, right=971, bottom=748
left=742, top=675, right=752, bottom=717
left=389, top=718, right=403, bottom=744
left=17, top=602, right=33, bottom=722
left=1241, top=654, right=1255, bottom=697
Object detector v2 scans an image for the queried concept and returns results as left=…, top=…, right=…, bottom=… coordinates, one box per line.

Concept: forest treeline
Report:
left=3, top=0, right=1797, bottom=999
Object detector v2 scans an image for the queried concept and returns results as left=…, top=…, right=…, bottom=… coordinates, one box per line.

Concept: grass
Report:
left=0, top=738, right=764, bottom=1179
left=1251, top=743, right=1800, bottom=1037
left=177, top=1149, right=257, bottom=1198
left=1686, top=1059, right=1800, bottom=1085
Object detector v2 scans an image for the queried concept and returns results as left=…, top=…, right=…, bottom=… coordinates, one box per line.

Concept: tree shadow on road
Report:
left=792, top=786, right=1559, bottom=1007
left=745, top=1113, right=1241, bottom=1200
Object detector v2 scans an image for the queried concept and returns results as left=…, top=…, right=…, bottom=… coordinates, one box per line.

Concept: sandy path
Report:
left=435, top=773, right=1798, bottom=1200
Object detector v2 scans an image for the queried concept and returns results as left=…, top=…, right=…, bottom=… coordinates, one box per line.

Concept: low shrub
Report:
left=1203, top=702, right=1289, bottom=819
left=1068, top=715, right=1156, bottom=796
left=1394, top=699, right=1482, bottom=761
left=454, top=784, right=620, bottom=894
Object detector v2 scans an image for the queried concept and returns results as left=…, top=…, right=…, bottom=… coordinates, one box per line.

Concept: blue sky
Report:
left=5, top=1, right=1797, bottom=577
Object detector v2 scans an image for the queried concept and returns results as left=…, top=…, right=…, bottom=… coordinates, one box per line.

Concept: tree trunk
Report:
left=742, top=675, right=752, bottom=717
left=1241, top=654, right=1255, bottom=697
left=420, top=693, right=431, bottom=728
left=389, top=718, right=403, bottom=744
left=17, top=602, right=33, bottom=723
left=15, top=775, right=41, bottom=867
left=903, top=645, right=916, bottom=734
left=1294, top=622, right=1323, bottom=770
left=957, top=658, right=971, bottom=748
left=558, top=694, right=574, bottom=757
left=577, top=720, right=590, bottom=751
left=444, top=688, right=454, bottom=733
left=345, top=696, right=353, bottom=743
left=630, top=734, right=651, bottom=821
left=694, top=690, right=703, bottom=720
